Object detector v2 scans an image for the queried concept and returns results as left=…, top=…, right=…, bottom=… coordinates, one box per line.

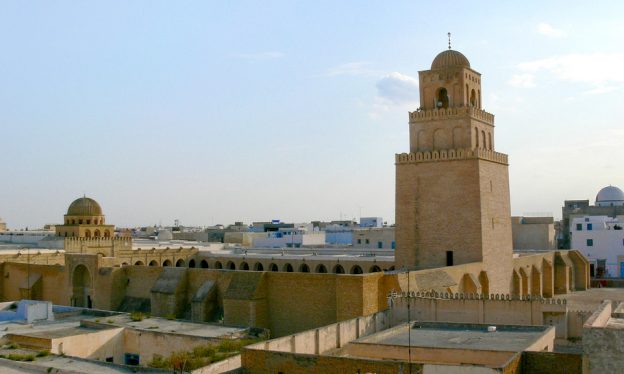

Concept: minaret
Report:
left=395, top=43, right=513, bottom=294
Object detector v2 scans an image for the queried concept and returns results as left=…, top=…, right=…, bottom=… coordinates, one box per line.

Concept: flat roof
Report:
left=94, top=314, right=247, bottom=338
left=356, top=322, right=551, bottom=352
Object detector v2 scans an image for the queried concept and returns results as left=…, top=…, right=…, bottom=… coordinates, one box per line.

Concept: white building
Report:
left=252, top=227, right=326, bottom=248
left=570, top=215, right=624, bottom=278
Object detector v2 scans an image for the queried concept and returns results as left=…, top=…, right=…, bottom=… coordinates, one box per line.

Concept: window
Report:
left=357, top=239, right=361, bottom=244
left=124, top=353, right=140, bottom=366
left=365, top=239, right=370, bottom=244
left=587, top=239, right=594, bottom=247
left=392, top=241, right=396, bottom=249
left=377, top=241, right=383, bottom=249
left=587, top=223, right=593, bottom=231
left=576, top=223, right=582, bottom=231
left=446, top=251, right=453, bottom=266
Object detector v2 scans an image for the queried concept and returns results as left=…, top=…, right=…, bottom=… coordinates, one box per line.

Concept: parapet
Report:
left=388, top=290, right=567, bottom=304
left=64, top=237, right=132, bottom=252
left=395, top=147, right=508, bottom=165
left=409, top=107, right=494, bottom=125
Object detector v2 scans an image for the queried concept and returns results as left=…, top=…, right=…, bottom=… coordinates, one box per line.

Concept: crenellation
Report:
left=409, top=107, right=494, bottom=124
left=395, top=147, right=508, bottom=165
left=388, top=291, right=568, bottom=304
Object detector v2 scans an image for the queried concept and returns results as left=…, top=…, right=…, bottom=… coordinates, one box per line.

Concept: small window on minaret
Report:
left=446, top=251, right=453, bottom=266
left=436, top=88, right=449, bottom=109
left=470, top=89, right=476, bottom=107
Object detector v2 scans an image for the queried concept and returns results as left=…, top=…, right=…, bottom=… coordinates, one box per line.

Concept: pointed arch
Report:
left=369, top=265, right=382, bottom=273
left=478, top=271, right=489, bottom=296
left=350, top=265, right=363, bottom=274
left=299, top=263, right=310, bottom=273
left=315, top=264, right=328, bottom=273
left=333, top=264, right=345, bottom=274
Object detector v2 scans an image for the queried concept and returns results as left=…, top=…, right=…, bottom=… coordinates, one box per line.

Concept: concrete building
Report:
left=359, top=217, right=383, bottom=228
left=561, top=185, right=624, bottom=248
left=352, top=227, right=395, bottom=249
left=583, top=299, right=624, bottom=373
left=251, top=227, right=326, bottom=248
left=570, top=215, right=624, bottom=278
left=511, top=216, right=556, bottom=251
left=0, top=300, right=260, bottom=372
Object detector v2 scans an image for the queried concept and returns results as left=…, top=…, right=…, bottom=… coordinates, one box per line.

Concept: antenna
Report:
left=448, top=32, right=452, bottom=50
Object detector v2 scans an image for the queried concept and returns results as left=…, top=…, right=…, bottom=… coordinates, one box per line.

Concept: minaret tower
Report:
left=395, top=40, right=513, bottom=293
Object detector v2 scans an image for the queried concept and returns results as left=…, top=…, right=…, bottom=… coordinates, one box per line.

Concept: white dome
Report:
left=595, top=185, right=624, bottom=207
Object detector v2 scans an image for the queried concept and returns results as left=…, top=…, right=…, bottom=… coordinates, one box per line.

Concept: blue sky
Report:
left=2, top=1, right=623, bottom=228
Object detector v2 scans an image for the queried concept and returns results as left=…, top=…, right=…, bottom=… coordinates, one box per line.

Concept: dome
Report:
left=595, top=186, right=624, bottom=207
left=431, top=49, right=470, bottom=69
left=67, top=197, right=103, bottom=216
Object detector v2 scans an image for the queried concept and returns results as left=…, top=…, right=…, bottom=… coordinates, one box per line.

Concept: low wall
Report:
left=387, top=292, right=592, bottom=341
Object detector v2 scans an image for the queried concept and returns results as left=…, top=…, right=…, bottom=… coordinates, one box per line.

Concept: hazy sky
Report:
left=2, top=1, right=623, bottom=229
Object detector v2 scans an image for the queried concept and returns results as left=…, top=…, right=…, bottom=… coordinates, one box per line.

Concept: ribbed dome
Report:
left=431, top=49, right=470, bottom=69
left=595, top=186, right=624, bottom=207
left=67, top=197, right=103, bottom=216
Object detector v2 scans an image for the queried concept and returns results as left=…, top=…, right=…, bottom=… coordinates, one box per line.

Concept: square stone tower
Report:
left=395, top=48, right=512, bottom=293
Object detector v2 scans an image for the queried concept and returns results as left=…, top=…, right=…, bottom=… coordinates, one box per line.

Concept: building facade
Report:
left=570, top=215, right=624, bottom=277
left=561, top=185, right=624, bottom=249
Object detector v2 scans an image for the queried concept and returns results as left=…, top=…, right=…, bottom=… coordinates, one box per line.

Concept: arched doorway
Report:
left=299, top=263, right=310, bottom=273
left=269, top=263, right=278, bottom=272
left=162, top=259, right=172, bottom=267
left=227, top=261, right=236, bottom=270
left=176, top=259, right=186, bottom=267
left=214, top=261, right=223, bottom=269
left=254, top=262, right=264, bottom=271
left=240, top=262, right=250, bottom=270
left=149, top=260, right=158, bottom=267
left=200, top=260, right=209, bottom=268
left=283, top=263, right=293, bottom=272
left=478, top=271, right=489, bottom=296
left=512, top=270, right=520, bottom=297
left=72, top=265, right=92, bottom=308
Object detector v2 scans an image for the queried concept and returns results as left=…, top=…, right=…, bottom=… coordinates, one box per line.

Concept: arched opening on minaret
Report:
left=481, top=131, right=486, bottom=149
left=436, top=87, right=449, bottom=109
left=474, top=127, right=479, bottom=148
left=470, top=89, right=476, bottom=107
